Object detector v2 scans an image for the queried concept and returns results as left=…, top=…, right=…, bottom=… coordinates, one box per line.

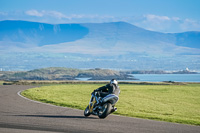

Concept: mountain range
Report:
left=0, top=20, right=200, bottom=71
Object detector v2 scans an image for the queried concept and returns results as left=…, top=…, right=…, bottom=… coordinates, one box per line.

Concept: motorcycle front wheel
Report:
left=98, top=103, right=112, bottom=119
left=84, top=105, right=91, bottom=117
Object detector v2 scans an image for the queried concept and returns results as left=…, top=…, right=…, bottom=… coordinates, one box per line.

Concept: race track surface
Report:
left=0, top=85, right=199, bottom=133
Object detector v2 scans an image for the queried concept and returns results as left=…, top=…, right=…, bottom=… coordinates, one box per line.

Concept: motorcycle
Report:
left=84, top=91, right=119, bottom=119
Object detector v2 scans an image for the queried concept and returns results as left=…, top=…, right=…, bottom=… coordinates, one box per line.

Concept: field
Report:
left=22, top=83, right=200, bottom=125
left=0, top=81, right=4, bottom=85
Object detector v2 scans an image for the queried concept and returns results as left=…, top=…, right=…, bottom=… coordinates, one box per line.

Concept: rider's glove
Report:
left=91, top=90, right=97, bottom=95
left=92, top=89, right=100, bottom=95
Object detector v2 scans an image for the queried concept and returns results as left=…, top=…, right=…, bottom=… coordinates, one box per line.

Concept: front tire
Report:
left=98, top=103, right=112, bottom=119
left=84, top=105, right=91, bottom=117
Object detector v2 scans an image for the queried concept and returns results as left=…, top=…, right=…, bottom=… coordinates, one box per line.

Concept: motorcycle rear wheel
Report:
left=98, top=103, right=112, bottom=119
left=84, top=105, right=91, bottom=117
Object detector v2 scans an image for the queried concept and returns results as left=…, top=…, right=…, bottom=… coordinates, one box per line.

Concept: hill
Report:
left=0, top=67, right=135, bottom=80
left=0, top=20, right=200, bottom=71
left=0, top=20, right=89, bottom=47
left=1, top=20, right=200, bottom=53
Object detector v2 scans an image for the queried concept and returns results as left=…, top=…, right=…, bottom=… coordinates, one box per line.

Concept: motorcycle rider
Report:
left=93, top=79, right=120, bottom=112
left=95, top=79, right=120, bottom=97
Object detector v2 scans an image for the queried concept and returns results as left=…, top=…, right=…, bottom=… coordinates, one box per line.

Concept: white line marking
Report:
left=17, top=90, right=134, bottom=118
left=17, top=89, right=149, bottom=120
left=17, top=90, right=82, bottom=111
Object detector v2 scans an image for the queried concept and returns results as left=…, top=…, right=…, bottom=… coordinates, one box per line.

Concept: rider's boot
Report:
left=111, top=107, right=117, bottom=113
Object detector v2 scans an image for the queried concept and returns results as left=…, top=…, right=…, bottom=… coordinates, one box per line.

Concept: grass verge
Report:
left=21, top=83, right=200, bottom=125
left=0, top=81, right=4, bottom=85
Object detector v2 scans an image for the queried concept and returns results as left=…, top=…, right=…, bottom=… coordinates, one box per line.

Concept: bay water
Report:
left=131, top=74, right=200, bottom=82
left=76, top=74, right=200, bottom=82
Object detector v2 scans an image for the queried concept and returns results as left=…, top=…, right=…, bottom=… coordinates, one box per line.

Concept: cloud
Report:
left=180, top=19, right=200, bottom=31
left=25, top=10, right=43, bottom=17
left=145, top=14, right=170, bottom=21
left=130, top=14, right=173, bottom=32
left=172, top=17, right=180, bottom=21
left=24, top=10, right=115, bottom=21
left=126, top=14, right=200, bottom=33
left=25, top=10, right=70, bottom=19
left=44, top=10, right=69, bottom=19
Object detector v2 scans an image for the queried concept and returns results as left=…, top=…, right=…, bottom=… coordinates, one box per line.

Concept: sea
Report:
left=129, top=74, right=200, bottom=82
left=76, top=74, right=200, bottom=82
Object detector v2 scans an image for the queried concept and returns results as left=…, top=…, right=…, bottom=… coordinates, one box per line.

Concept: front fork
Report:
left=89, top=94, right=98, bottom=113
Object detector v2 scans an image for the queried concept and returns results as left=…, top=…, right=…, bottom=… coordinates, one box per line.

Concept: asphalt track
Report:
left=0, top=85, right=199, bottom=133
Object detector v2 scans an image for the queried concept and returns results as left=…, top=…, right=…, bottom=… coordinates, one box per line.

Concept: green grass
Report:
left=22, top=84, right=200, bottom=125
left=0, top=81, right=4, bottom=85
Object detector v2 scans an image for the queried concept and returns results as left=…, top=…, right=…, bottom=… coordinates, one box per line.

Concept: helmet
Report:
left=110, top=79, right=118, bottom=85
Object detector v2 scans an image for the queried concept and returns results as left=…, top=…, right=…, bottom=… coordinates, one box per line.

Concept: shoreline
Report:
left=1, top=80, right=199, bottom=85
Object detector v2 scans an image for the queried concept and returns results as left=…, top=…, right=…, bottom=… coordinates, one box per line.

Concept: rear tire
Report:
left=84, top=105, right=91, bottom=117
left=98, top=103, right=112, bottom=119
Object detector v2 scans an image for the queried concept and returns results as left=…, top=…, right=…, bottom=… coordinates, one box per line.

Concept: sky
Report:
left=0, top=0, right=200, bottom=33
